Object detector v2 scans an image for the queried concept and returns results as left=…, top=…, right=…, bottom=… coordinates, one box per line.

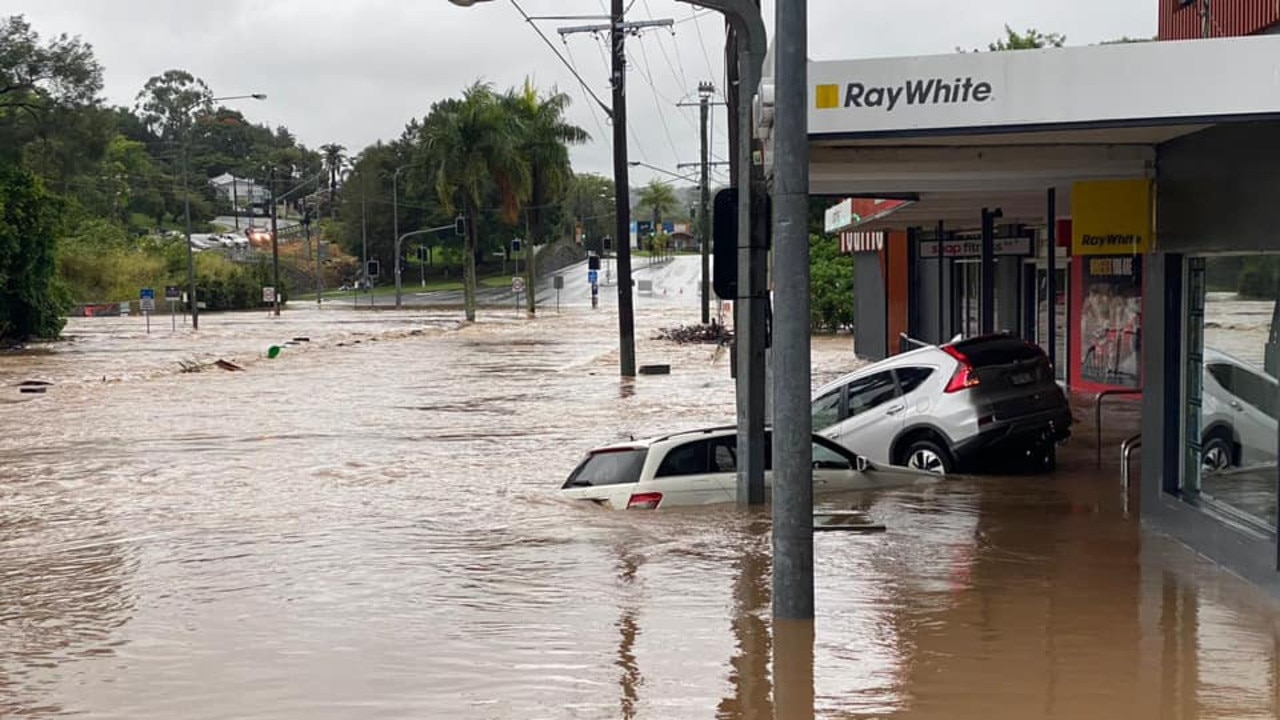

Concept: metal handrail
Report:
left=1094, top=388, right=1143, bottom=467
left=1120, top=433, right=1142, bottom=493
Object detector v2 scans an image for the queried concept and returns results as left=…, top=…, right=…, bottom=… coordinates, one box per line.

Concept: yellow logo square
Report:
left=815, top=84, right=840, bottom=109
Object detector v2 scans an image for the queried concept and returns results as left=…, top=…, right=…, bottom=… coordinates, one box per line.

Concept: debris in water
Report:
left=654, top=322, right=733, bottom=345
left=214, top=359, right=245, bottom=372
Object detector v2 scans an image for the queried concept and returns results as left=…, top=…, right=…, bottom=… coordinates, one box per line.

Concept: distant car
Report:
left=559, top=425, right=932, bottom=510
left=1200, top=347, right=1278, bottom=473
left=812, top=334, right=1072, bottom=474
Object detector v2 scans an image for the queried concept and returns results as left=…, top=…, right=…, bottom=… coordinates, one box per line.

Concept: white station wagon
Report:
left=560, top=425, right=933, bottom=510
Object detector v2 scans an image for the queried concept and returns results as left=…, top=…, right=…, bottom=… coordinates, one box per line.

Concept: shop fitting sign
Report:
left=816, top=77, right=994, bottom=112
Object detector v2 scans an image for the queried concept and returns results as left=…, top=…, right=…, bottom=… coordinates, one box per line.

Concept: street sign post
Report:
left=263, top=286, right=276, bottom=316
left=164, top=285, right=180, bottom=331
left=140, top=288, right=155, bottom=334
left=591, top=282, right=599, bottom=309
left=553, top=274, right=564, bottom=312
left=512, top=276, right=525, bottom=315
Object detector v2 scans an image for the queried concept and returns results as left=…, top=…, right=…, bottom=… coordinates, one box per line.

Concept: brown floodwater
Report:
left=2, top=301, right=1278, bottom=719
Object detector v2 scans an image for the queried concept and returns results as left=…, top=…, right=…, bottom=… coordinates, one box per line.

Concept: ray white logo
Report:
left=815, top=77, right=995, bottom=112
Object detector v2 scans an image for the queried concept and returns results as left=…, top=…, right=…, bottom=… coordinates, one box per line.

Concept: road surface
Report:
left=338, top=254, right=721, bottom=311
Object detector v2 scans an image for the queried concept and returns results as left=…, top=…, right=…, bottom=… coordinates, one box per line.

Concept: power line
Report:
left=508, top=0, right=612, bottom=118
left=643, top=0, right=689, bottom=91
left=562, top=39, right=610, bottom=141
left=690, top=6, right=718, bottom=82
left=629, top=45, right=683, bottom=163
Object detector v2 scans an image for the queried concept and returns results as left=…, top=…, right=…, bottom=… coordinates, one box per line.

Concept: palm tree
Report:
left=320, top=143, right=346, bottom=220
left=507, top=80, right=590, bottom=314
left=420, top=82, right=529, bottom=322
left=637, top=179, right=677, bottom=255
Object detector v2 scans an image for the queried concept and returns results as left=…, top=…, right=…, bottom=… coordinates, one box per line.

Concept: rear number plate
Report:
left=1010, top=371, right=1036, bottom=385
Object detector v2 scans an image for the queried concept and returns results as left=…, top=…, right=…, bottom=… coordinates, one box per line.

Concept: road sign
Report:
left=367, top=260, right=380, bottom=278
left=588, top=269, right=599, bottom=285
left=140, top=288, right=155, bottom=300
left=263, top=286, right=276, bottom=304
left=164, top=285, right=180, bottom=302
left=512, top=238, right=522, bottom=253
left=140, top=298, right=155, bottom=312
left=553, top=275, right=564, bottom=290
left=512, top=276, right=526, bottom=294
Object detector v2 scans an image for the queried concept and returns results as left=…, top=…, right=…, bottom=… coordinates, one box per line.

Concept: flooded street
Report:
left=3, top=301, right=1279, bottom=719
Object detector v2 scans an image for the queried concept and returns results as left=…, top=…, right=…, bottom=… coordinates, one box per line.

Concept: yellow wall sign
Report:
left=1071, top=179, right=1153, bottom=255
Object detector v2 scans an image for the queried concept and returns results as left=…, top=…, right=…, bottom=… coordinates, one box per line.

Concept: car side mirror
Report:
left=856, top=456, right=871, bottom=472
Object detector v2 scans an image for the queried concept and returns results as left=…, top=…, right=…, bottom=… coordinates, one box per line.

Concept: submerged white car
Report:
left=560, top=425, right=933, bottom=510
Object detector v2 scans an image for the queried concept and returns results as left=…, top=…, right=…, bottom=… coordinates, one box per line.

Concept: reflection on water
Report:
left=1, top=305, right=1278, bottom=718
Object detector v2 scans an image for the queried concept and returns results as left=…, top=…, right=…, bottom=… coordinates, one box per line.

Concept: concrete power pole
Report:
left=699, top=81, right=714, bottom=325
left=772, top=0, right=814, bottom=621
left=559, top=9, right=672, bottom=378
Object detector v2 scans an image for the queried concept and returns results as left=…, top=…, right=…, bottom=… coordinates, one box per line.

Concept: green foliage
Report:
left=810, top=233, right=854, bottom=333
left=960, top=25, right=1066, bottom=53
left=637, top=179, right=678, bottom=229
left=1237, top=257, right=1280, bottom=300
left=0, top=165, right=69, bottom=341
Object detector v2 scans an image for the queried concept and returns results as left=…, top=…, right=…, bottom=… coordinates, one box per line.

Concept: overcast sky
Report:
left=3, top=0, right=1154, bottom=187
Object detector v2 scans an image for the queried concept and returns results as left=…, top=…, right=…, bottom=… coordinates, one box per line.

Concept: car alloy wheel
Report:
left=1202, top=438, right=1232, bottom=473
left=907, top=447, right=947, bottom=474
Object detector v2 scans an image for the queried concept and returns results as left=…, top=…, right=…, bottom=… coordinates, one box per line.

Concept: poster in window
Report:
left=1075, top=255, right=1143, bottom=389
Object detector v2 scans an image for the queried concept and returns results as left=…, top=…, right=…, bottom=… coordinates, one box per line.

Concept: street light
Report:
left=183, top=92, right=266, bottom=330
left=392, top=164, right=413, bottom=307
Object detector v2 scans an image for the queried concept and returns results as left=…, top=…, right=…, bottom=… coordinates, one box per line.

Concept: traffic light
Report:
left=712, top=187, right=772, bottom=299
left=455, top=215, right=466, bottom=236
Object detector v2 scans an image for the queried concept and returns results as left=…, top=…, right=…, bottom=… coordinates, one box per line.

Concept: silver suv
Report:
left=811, top=335, right=1072, bottom=474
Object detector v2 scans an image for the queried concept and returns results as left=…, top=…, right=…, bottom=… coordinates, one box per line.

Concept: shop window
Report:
left=1182, top=255, right=1280, bottom=532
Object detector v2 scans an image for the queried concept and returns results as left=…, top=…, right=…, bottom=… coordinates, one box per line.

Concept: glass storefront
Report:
left=1182, top=255, right=1280, bottom=533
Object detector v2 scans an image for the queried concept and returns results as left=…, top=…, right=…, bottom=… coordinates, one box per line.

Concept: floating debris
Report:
left=654, top=322, right=733, bottom=345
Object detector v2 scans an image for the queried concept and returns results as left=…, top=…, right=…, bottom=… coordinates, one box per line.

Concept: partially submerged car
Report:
left=560, top=425, right=933, bottom=510
left=812, top=334, right=1072, bottom=474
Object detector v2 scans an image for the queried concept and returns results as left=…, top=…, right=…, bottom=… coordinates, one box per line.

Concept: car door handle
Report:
left=885, top=405, right=905, bottom=416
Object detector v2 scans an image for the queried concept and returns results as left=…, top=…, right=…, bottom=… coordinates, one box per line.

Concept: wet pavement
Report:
left=2, top=301, right=1278, bottom=719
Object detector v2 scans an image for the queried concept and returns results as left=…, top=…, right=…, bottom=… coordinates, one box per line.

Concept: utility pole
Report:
left=182, top=140, right=199, bottom=330
left=269, top=164, right=280, bottom=316
left=560, top=8, right=672, bottom=378
left=1201, top=0, right=1212, bottom=38
left=772, top=0, right=813, bottom=622
left=309, top=206, right=320, bottom=306
left=677, top=82, right=717, bottom=324
left=361, top=178, right=369, bottom=304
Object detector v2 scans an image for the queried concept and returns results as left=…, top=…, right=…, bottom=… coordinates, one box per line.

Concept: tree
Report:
left=563, top=172, right=616, bottom=251
left=321, top=143, right=346, bottom=220
left=417, top=82, right=530, bottom=321
left=506, top=79, right=589, bottom=312
left=0, top=165, right=67, bottom=342
left=637, top=179, right=678, bottom=249
left=0, top=15, right=108, bottom=185
left=810, top=232, right=854, bottom=332
left=134, top=69, right=213, bottom=143
left=959, top=25, right=1066, bottom=53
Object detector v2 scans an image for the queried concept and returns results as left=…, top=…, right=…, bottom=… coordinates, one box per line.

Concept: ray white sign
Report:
left=810, top=35, right=1280, bottom=137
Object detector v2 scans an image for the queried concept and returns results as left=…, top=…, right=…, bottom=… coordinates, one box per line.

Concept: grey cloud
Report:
left=2, top=0, right=1154, bottom=185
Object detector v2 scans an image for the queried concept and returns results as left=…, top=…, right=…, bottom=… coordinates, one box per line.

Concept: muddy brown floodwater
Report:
left=2, top=303, right=1279, bottom=719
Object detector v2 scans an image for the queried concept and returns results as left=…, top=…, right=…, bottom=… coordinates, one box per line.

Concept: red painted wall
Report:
left=1159, top=0, right=1280, bottom=39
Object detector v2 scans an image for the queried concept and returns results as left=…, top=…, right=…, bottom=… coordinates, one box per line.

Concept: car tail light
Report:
left=626, top=492, right=663, bottom=510
left=942, top=346, right=980, bottom=393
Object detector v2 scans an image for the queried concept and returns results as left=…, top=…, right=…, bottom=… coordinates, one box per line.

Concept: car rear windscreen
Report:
left=952, top=336, right=1045, bottom=367
left=563, top=448, right=648, bottom=488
